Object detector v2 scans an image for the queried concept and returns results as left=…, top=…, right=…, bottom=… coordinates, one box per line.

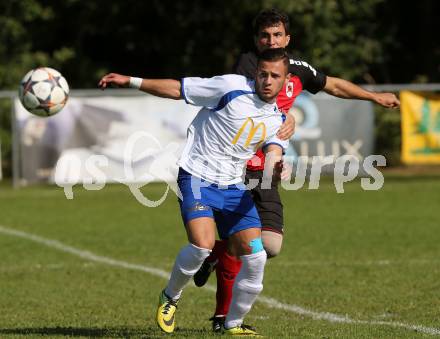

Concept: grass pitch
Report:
left=0, top=175, right=439, bottom=338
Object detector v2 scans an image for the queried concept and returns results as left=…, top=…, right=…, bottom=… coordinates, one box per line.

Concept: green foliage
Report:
left=374, top=105, right=402, bottom=165
left=264, top=0, right=385, bottom=82
left=0, top=0, right=74, bottom=89
left=0, top=0, right=75, bottom=177
left=0, top=99, right=12, bottom=177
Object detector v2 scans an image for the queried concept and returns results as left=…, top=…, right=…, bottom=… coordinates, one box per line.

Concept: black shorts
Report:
left=244, top=169, right=284, bottom=234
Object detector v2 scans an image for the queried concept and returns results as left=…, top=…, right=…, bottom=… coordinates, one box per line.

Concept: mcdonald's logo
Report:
left=232, top=118, right=266, bottom=149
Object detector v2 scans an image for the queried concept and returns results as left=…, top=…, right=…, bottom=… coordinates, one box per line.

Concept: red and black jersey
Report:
left=233, top=51, right=327, bottom=170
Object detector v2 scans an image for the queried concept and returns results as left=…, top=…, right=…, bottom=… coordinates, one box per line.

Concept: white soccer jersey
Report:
left=178, top=74, right=289, bottom=185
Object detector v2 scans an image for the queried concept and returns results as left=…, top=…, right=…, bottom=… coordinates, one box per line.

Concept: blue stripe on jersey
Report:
left=214, top=90, right=255, bottom=111
left=281, top=113, right=286, bottom=122
left=180, top=78, right=190, bottom=104
left=262, top=142, right=286, bottom=155
left=262, top=142, right=284, bottom=150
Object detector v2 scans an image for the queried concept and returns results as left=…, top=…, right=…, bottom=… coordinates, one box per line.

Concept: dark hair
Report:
left=253, top=8, right=290, bottom=36
left=257, top=48, right=289, bottom=69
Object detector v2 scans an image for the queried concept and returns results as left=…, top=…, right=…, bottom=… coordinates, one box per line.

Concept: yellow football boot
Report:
left=156, top=290, right=178, bottom=333
left=224, top=324, right=262, bottom=336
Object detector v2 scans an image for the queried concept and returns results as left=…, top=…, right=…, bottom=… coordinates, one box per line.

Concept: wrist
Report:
left=368, top=91, right=379, bottom=103
left=129, top=77, right=143, bottom=89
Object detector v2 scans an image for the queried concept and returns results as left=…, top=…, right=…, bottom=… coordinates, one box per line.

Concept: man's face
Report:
left=255, top=23, right=290, bottom=52
left=255, top=59, right=289, bottom=103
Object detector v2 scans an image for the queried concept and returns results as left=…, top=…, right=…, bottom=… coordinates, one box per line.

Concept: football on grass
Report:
left=19, top=67, right=69, bottom=117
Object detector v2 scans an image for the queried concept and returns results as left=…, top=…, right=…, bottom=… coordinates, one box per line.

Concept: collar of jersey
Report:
left=213, top=81, right=276, bottom=111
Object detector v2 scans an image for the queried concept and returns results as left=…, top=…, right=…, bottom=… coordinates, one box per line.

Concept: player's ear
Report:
left=286, top=34, right=291, bottom=47
left=285, top=72, right=291, bottom=84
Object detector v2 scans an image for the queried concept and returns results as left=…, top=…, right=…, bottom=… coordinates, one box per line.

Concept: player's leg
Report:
left=207, top=170, right=285, bottom=332
left=164, top=217, right=216, bottom=300
left=158, top=217, right=215, bottom=333
left=217, top=184, right=265, bottom=335
left=208, top=229, right=283, bottom=331
left=191, top=209, right=240, bottom=332
left=157, top=168, right=217, bottom=333
left=261, top=228, right=283, bottom=257
left=216, top=228, right=281, bottom=332
left=251, top=168, right=285, bottom=258
left=206, top=210, right=242, bottom=332
left=223, top=227, right=267, bottom=335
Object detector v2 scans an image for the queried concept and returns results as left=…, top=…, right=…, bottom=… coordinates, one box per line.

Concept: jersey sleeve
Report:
left=232, top=53, right=257, bottom=78
left=181, top=75, right=233, bottom=108
left=262, top=135, right=289, bottom=152
left=289, top=60, right=327, bottom=94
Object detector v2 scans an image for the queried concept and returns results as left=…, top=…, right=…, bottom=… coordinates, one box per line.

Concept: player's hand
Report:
left=374, top=92, right=400, bottom=109
left=277, top=113, right=295, bottom=140
left=98, top=73, right=130, bottom=89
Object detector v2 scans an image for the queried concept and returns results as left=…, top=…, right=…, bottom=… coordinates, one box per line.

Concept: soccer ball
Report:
left=19, top=67, right=69, bottom=117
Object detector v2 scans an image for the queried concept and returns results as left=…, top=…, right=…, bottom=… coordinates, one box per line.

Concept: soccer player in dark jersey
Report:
left=193, top=8, right=400, bottom=333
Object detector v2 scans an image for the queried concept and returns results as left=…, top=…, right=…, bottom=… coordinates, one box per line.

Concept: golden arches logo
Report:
left=232, top=118, right=266, bottom=149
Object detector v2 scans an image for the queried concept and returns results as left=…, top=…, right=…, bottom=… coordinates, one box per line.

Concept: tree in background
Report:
left=266, top=0, right=385, bottom=82
left=0, top=0, right=74, bottom=176
left=1, top=0, right=438, bottom=89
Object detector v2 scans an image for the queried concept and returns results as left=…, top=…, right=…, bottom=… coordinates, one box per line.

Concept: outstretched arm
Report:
left=98, top=73, right=182, bottom=100
left=324, top=76, right=400, bottom=109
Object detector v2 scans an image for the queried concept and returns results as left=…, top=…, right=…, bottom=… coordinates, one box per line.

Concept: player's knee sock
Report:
left=224, top=250, right=267, bottom=329
left=165, top=243, right=211, bottom=300
left=214, top=250, right=242, bottom=316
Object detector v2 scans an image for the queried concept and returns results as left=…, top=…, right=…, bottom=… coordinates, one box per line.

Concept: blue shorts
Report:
left=177, top=168, right=261, bottom=239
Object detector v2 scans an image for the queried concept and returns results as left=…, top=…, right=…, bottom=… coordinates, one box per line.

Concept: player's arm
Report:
left=324, top=76, right=400, bottom=109
left=262, top=144, right=284, bottom=183
left=98, top=73, right=181, bottom=100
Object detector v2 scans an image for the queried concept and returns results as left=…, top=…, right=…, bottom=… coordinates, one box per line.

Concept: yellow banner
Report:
left=401, top=91, right=440, bottom=164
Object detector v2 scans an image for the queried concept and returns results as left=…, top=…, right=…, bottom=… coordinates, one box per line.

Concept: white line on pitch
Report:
left=1, top=225, right=439, bottom=336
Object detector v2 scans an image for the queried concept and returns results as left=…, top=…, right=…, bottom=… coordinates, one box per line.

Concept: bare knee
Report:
left=262, top=230, right=283, bottom=258
left=227, top=227, right=262, bottom=257
left=185, top=217, right=216, bottom=250
left=190, top=238, right=215, bottom=250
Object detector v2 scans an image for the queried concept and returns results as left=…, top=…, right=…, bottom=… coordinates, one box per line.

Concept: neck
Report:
left=256, top=91, right=276, bottom=104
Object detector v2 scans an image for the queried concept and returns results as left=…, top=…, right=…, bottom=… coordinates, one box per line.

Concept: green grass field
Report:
left=0, top=176, right=439, bottom=338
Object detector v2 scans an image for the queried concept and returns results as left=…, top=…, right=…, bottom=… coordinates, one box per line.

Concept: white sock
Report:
left=164, top=243, right=211, bottom=300
left=224, top=250, right=267, bottom=329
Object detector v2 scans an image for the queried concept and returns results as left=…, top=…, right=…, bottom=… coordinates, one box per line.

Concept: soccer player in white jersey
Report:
left=99, top=48, right=291, bottom=336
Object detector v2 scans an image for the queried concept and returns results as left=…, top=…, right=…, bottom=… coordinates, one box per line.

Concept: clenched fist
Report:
left=374, top=92, right=400, bottom=109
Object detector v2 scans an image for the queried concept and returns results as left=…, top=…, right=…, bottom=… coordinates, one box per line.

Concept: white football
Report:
left=19, top=67, right=69, bottom=117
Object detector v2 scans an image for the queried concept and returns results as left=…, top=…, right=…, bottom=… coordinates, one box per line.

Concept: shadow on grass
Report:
left=0, top=326, right=211, bottom=338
